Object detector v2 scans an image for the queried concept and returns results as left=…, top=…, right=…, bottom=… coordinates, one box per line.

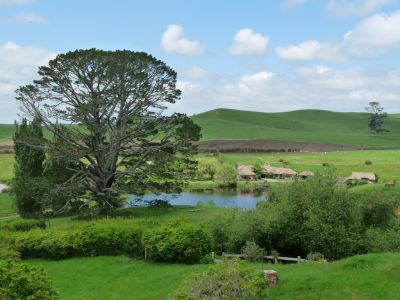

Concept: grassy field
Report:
left=0, top=124, right=15, bottom=143
left=0, top=153, right=13, bottom=183
left=199, top=150, right=400, bottom=183
left=192, top=109, right=400, bottom=147
left=27, top=252, right=400, bottom=300
left=0, top=193, right=14, bottom=215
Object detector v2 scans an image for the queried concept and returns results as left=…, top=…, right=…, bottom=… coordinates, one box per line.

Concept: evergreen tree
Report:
left=13, top=118, right=46, bottom=217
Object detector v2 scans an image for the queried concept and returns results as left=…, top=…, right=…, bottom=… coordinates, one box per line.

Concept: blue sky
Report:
left=1, top=0, right=400, bottom=122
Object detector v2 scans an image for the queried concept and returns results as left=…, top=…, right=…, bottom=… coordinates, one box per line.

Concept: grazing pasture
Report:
left=198, top=150, right=400, bottom=183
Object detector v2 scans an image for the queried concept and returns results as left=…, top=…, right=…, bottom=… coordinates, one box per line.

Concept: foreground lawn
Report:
left=28, top=256, right=210, bottom=300
left=27, top=253, right=400, bottom=300
left=265, top=252, right=400, bottom=300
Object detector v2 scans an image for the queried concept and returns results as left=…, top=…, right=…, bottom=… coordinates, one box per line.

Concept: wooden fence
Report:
left=222, top=252, right=306, bottom=264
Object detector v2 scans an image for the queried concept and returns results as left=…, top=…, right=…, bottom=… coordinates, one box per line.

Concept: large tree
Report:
left=16, top=49, right=200, bottom=213
left=365, top=101, right=387, bottom=133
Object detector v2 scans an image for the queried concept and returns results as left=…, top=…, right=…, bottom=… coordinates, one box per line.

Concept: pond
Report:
left=127, top=189, right=267, bottom=209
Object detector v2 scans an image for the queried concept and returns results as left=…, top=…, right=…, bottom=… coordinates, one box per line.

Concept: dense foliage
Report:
left=14, top=219, right=147, bottom=259
left=173, top=258, right=265, bottom=300
left=142, top=222, right=212, bottom=263
left=0, top=218, right=46, bottom=231
left=208, top=173, right=400, bottom=260
left=13, top=219, right=211, bottom=263
left=12, top=118, right=46, bottom=217
left=0, top=259, right=58, bottom=299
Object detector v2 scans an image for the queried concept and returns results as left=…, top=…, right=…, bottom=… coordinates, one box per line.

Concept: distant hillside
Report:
left=1, top=109, right=400, bottom=149
left=0, top=124, right=15, bottom=143
left=192, top=109, right=400, bottom=148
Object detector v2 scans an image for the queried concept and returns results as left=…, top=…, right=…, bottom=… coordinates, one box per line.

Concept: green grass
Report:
left=0, top=154, right=13, bottom=183
left=199, top=150, right=400, bottom=183
left=0, top=124, right=15, bottom=143
left=0, top=193, right=14, bottom=215
left=192, top=108, right=400, bottom=147
left=264, top=252, right=400, bottom=300
left=27, top=256, right=210, bottom=300
left=26, top=252, right=400, bottom=300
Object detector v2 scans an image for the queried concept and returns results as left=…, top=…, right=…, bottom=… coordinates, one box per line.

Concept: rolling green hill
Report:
left=192, top=108, right=400, bottom=148
left=1, top=109, right=400, bottom=148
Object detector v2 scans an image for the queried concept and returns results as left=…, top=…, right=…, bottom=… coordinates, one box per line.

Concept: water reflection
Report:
left=127, top=189, right=267, bottom=209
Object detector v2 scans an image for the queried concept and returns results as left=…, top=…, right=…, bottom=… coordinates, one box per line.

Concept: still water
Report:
left=127, top=189, right=267, bottom=209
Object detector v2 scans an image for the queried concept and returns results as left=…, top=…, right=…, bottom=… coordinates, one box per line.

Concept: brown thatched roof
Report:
left=263, top=165, right=297, bottom=176
left=348, top=172, right=376, bottom=181
left=236, top=165, right=256, bottom=176
left=298, top=171, right=314, bottom=177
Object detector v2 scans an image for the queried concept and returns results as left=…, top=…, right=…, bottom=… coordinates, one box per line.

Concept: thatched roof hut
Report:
left=236, top=165, right=256, bottom=180
left=347, top=172, right=376, bottom=183
left=262, top=165, right=297, bottom=178
left=298, top=171, right=314, bottom=179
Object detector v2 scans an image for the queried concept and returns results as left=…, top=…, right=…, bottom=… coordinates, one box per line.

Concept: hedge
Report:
left=142, top=224, right=212, bottom=263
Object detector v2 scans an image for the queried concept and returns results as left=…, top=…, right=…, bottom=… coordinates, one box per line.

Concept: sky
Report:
left=1, top=0, right=400, bottom=122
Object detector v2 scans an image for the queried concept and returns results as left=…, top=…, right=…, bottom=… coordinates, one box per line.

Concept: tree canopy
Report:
left=16, top=49, right=200, bottom=213
left=365, top=101, right=387, bottom=133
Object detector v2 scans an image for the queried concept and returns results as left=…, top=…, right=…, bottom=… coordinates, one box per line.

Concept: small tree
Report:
left=366, top=101, right=387, bottom=133
left=12, top=118, right=46, bottom=216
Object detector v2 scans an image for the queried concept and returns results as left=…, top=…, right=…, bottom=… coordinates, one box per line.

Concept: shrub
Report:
left=143, top=224, right=211, bottom=263
left=173, top=258, right=265, bottom=300
left=14, top=219, right=146, bottom=259
left=306, top=252, right=326, bottom=262
left=365, top=227, right=400, bottom=253
left=365, top=160, right=372, bottom=165
left=322, top=162, right=331, bottom=167
left=242, top=241, right=265, bottom=262
left=0, top=219, right=46, bottom=231
left=0, top=260, right=59, bottom=299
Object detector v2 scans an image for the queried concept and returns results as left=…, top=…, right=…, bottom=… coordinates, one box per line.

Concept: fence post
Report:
left=297, top=256, right=301, bottom=263
left=144, top=248, right=147, bottom=260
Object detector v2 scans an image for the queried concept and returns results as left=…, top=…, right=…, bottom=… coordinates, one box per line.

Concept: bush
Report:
left=143, top=223, right=211, bottom=263
left=242, top=241, right=265, bottom=262
left=306, top=252, right=326, bottom=262
left=173, top=258, right=265, bottom=300
left=365, top=227, right=400, bottom=252
left=365, top=160, right=372, bottom=165
left=14, top=218, right=146, bottom=259
left=0, top=218, right=46, bottom=231
left=0, top=259, right=59, bottom=299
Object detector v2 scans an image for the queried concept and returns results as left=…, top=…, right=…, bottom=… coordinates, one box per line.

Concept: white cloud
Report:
left=0, top=0, right=34, bottom=6
left=0, top=41, right=56, bottom=122
left=326, top=0, right=393, bottom=16
left=4, top=11, right=47, bottom=24
left=161, top=24, right=204, bottom=55
left=229, top=28, right=269, bottom=56
left=170, top=67, right=400, bottom=115
left=344, top=11, right=400, bottom=57
left=282, top=0, right=309, bottom=9
left=276, top=40, right=346, bottom=61
left=277, top=10, right=400, bottom=61
left=182, top=67, right=210, bottom=80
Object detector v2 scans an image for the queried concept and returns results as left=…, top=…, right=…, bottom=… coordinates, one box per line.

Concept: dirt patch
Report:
left=0, top=141, right=14, bottom=154
left=196, top=139, right=368, bottom=153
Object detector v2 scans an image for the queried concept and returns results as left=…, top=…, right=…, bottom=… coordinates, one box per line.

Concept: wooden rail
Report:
left=222, top=253, right=306, bottom=263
